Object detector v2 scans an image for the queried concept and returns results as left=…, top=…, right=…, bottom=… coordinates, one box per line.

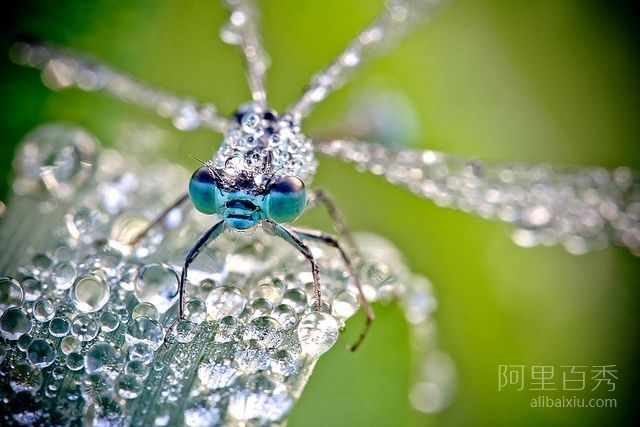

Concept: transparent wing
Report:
left=316, top=138, right=640, bottom=256
left=220, top=0, right=270, bottom=108
left=10, top=42, right=233, bottom=133
left=286, top=0, right=446, bottom=120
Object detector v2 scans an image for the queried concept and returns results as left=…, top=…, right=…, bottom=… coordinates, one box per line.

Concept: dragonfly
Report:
left=7, top=0, right=640, bottom=356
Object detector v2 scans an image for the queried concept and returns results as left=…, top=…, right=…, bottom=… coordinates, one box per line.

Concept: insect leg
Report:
left=165, top=220, right=226, bottom=345
left=292, top=226, right=374, bottom=352
left=128, top=193, right=190, bottom=246
left=263, top=220, right=323, bottom=311
left=307, top=189, right=360, bottom=258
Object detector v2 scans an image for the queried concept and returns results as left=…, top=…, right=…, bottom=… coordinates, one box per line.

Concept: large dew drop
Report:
left=26, top=338, right=56, bottom=368
left=72, top=274, right=110, bottom=313
left=0, top=276, right=24, bottom=313
left=125, top=317, right=164, bottom=350
left=297, top=312, right=338, bottom=357
left=0, top=307, right=33, bottom=340
left=84, top=342, right=123, bottom=379
left=134, top=263, right=179, bottom=313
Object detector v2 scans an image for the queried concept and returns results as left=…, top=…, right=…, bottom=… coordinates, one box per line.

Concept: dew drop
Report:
left=33, top=298, right=56, bottom=322
left=197, top=357, right=238, bottom=389
left=66, top=351, right=84, bottom=371
left=60, top=335, right=81, bottom=355
left=0, top=276, right=24, bottom=313
left=52, top=262, right=77, bottom=290
left=244, top=316, right=283, bottom=348
left=227, top=374, right=293, bottom=422
left=48, top=316, right=70, bottom=337
left=175, top=319, right=196, bottom=343
left=71, top=313, right=99, bottom=341
left=10, top=362, right=43, bottom=393
left=72, top=274, right=110, bottom=313
left=26, top=338, right=56, bottom=368
left=124, top=359, right=149, bottom=381
left=20, top=276, right=42, bottom=301
left=214, top=315, right=239, bottom=343
left=205, top=285, right=246, bottom=320
left=125, top=317, right=164, bottom=350
left=185, top=299, right=207, bottom=324
left=281, top=288, right=308, bottom=313
left=132, top=302, right=159, bottom=320
left=271, top=304, right=297, bottom=330
left=17, top=333, right=32, bottom=351
left=128, top=342, right=154, bottom=364
left=332, top=290, right=359, bottom=319
left=84, top=342, right=122, bottom=379
left=98, top=310, right=120, bottom=332
left=297, top=312, right=338, bottom=357
left=116, top=373, right=143, bottom=399
left=85, top=393, right=124, bottom=426
left=135, top=263, right=179, bottom=314
left=1, top=307, right=33, bottom=340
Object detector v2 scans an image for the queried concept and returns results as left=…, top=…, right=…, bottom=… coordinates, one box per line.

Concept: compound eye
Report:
left=188, top=166, right=219, bottom=215
left=266, top=176, right=307, bottom=223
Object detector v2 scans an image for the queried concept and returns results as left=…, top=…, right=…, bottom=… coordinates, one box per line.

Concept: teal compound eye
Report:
left=265, top=176, right=307, bottom=223
left=188, top=166, right=220, bottom=215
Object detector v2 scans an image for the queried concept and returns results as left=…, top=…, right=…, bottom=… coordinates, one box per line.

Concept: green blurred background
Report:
left=0, top=1, right=638, bottom=426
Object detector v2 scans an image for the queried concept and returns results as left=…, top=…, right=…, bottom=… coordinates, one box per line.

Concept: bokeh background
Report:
left=0, top=1, right=638, bottom=426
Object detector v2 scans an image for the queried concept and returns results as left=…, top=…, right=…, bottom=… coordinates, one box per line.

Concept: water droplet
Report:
left=52, top=262, right=77, bottom=290
left=12, top=124, right=98, bottom=198
left=124, top=359, right=149, bottom=381
left=205, top=285, right=246, bottom=320
left=116, top=373, right=143, bottom=399
left=227, top=374, right=293, bottom=422
left=214, top=315, right=239, bottom=343
left=129, top=342, right=154, bottom=364
left=10, top=362, right=43, bottom=393
left=71, top=313, right=99, bottom=341
left=297, top=312, right=338, bottom=357
left=271, top=304, right=297, bottom=330
left=250, top=279, right=284, bottom=303
left=185, top=299, right=207, bottom=324
left=26, top=338, right=56, bottom=368
left=244, top=316, right=283, bottom=348
left=66, top=351, right=84, bottom=371
left=332, top=290, right=359, bottom=319
left=1, top=306, right=33, bottom=340
left=281, top=288, right=308, bottom=313
left=175, top=319, right=196, bottom=343
left=66, top=207, right=109, bottom=243
left=48, top=316, right=70, bottom=337
left=125, top=317, right=164, bottom=350
left=10, top=391, right=44, bottom=424
left=132, top=302, right=159, bottom=320
left=135, top=263, right=179, bottom=314
left=0, top=276, right=24, bottom=313
left=249, top=298, right=273, bottom=319
left=85, top=393, right=124, bottom=426
left=60, top=335, right=81, bottom=355
left=33, top=298, right=56, bottom=322
left=270, top=349, right=298, bottom=378
left=197, top=357, right=238, bottom=389
left=17, top=333, right=32, bottom=351
left=98, top=310, right=120, bottom=332
left=84, top=342, right=122, bottom=379
left=184, top=395, right=221, bottom=427
left=72, top=274, right=110, bottom=313
left=20, top=276, right=42, bottom=301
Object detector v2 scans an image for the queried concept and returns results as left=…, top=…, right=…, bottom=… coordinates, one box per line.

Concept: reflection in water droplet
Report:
left=175, top=320, right=196, bottom=343
left=84, top=342, right=122, bottom=379
left=185, top=299, right=207, bottom=324
left=66, top=351, right=85, bottom=371
left=297, top=312, right=338, bottom=357
left=71, top=313, right=99, bottom=341
left=0, top=276, right=24, bottom=313
left=281, top=288, right=307, bottom=314
left=26, top=338, right=57, bottom=368
left=98, top=310, right=120, bottom=332
left=116, top=374, right=143, bottom=399
left=10, top=362, right=43, bottom=393
left=60, top=335, right=81, bottom=355
left=227, top=374, right=293, bottom=422
left=132, top=302, right=159, bottom=320
left=125, top=317, right=164, bottom=350
left=1, top=307, right=33, bottom=340
left=33, top=298, right=56, bottom=322
left=135, top=263, right=179, bottom=313
left=20, top=276, right=42, bottom=302
left=244, top=316, right=283, bottom=348
left=332, top=290, right=359, bottom=319
left=85, top=393, right=124, bottom=426
left=48, top=316, right=70, bottom=337
left=52, top=262, right=77, bottom=290
left=72, top=274, right=110, bottom=313
left=205, top=286, right=246, bottom=320
left=271, top=304, right=297, bottom=330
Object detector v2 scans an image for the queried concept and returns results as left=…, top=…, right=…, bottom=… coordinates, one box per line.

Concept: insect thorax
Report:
left=212, top=104, right=317, bottom=189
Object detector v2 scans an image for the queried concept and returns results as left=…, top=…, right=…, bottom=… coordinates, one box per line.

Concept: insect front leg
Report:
left=263, top=220, right=323, bottom=311
left=165, top=220, right=226, bottom=345
left=291, top=226, right=374, bottom=352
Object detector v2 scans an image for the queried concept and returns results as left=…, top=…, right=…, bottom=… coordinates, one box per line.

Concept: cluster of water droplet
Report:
left=318, top=139, right=640, bottom=256
left=0, top=124, right=448, bottom=425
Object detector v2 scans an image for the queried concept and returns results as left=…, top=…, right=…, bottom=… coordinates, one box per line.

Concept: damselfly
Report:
left=1, top=4, right=639, bottom=424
